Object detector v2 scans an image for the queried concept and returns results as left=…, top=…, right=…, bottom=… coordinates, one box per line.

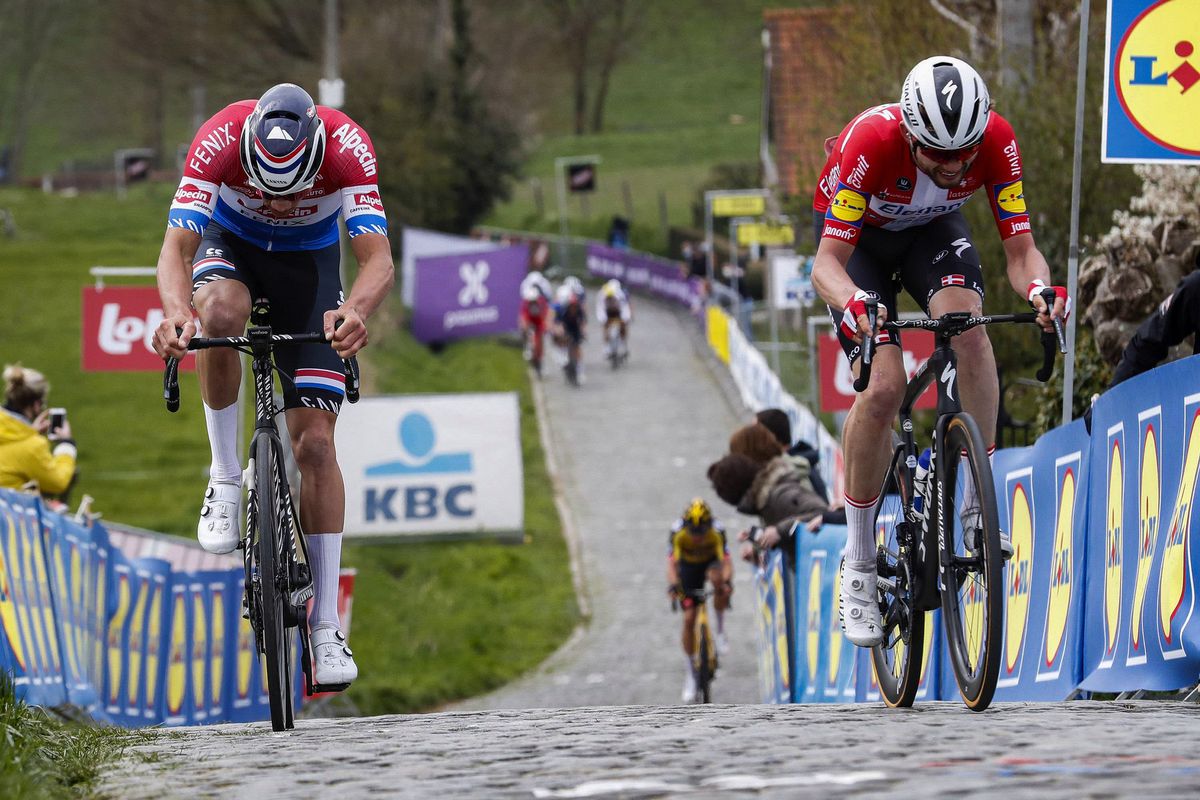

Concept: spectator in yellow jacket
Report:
left=0, top=364, right=76, bottom=496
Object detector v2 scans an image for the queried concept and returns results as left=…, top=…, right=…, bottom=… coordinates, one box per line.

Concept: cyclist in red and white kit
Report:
left=152, top=83, right=395, bottom=687
left=810, top=57, right=1069, bottom=647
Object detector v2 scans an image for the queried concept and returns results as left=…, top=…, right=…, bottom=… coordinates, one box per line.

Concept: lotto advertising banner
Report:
left=960, top=420, right=1090, bottom=702
left=410, top=245, right=527, bottom=344
left=82, top=286, right=198, bottom=372
left=336, top=393, right=524, bottom=539
left=1103, top=0, right=1200, bottom=163
left=1082, top=356, right=1200, bottom=691
left=816, top=329, right=936, bottom=413
left=585, top=244, right=703, bottom=313
left=753, top=550, right=791, bottom=704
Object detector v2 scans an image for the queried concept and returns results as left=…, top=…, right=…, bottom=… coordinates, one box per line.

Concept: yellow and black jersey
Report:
left=667, top=519, right=728, bottom=565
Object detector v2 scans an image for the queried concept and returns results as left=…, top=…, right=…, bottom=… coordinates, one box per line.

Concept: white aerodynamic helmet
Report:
left=899, top=56, right=991, bottom=151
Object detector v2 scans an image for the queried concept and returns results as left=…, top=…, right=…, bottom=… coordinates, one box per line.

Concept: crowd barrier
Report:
left=704, top=305, right=844, bottom=500
left=752, top=354, right=1200, bottom=701
left=0, top=489, right=353, bottom=725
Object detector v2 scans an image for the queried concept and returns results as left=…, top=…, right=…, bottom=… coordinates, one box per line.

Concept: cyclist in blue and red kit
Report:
left=152, top=83, right=395, bottom=688
left=809, top=57, right=1069, bottom=647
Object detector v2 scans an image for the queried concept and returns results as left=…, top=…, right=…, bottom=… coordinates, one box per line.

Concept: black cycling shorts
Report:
left=191, top=221, right=347, bottom=415
left=679, top=560, right=721, bottom=595
left=814, top=210, right=985, bottom=363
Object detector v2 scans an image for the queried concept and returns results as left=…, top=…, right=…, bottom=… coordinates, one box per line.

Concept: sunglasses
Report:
left=914, top=142, right=981, bottom=165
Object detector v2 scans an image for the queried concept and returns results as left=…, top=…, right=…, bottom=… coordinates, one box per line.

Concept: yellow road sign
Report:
left=712, top=194, right=766, bottom=217
left=737, top=223, right=794, bottom=246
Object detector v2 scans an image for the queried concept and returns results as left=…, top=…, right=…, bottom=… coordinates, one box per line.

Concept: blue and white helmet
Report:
left=239, top=83, right=327, bottom=196
left=899, top=56, right=991, bottom=150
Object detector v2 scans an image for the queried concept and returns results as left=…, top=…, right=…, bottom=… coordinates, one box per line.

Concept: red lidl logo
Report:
left=1115, top=1, right=1200, bottom=155
left=1004, top=471, right=1034, bottom=683
left=1104, top=432, right=1125, bottom=665
left=1158, top=402, right=1200, bottom=653
left=1129, top=409, right=1162, bottom=664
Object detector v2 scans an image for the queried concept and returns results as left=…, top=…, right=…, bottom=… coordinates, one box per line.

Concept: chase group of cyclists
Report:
left=147, top=53, right=1066, bottom=706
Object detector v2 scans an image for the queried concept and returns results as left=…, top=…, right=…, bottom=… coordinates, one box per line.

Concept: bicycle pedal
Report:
left=309, top=682, right=350, bottom=695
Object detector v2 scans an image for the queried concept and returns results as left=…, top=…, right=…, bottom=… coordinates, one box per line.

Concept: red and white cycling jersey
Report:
left=167, top=100, right=388, bottom=251
left=813, top=104, right=1031, bottom=247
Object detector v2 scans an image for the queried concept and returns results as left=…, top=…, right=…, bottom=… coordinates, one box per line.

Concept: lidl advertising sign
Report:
left=1103, top=0, right=1200, bottom=162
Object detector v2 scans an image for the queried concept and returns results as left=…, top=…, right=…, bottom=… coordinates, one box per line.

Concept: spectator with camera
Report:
left=0, top=364, right=77, bottom=498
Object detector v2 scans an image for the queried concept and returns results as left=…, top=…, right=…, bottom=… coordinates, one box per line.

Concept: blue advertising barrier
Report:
left=0, top=488, right=279, bottom=726
left=754, top=355, right=1200, bottom=702
left=1082, top=357, right=1200, bottom=691
left=753, top=550, right=790, bottom=703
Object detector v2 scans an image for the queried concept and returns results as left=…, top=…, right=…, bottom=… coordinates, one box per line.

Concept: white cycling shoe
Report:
left=197, top=480, right=241, bottom=554
left=681, top=668, right=698, bottom=704
left=716, top=632, right=730, bottom=656
left=839, top=561, right=883, bottom=647
left=311, top=627, right=358, bottom=687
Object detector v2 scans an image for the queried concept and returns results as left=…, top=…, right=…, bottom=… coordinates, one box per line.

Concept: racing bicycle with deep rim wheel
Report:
left=162, top=318, right=359, bottom=731
left=855, top=290, right=1064, bottom=711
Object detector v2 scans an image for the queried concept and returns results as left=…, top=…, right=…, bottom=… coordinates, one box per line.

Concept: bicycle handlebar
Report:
left=852, top=288, right=1067, bottom=394
left=162, top=330, right=360, bottom=413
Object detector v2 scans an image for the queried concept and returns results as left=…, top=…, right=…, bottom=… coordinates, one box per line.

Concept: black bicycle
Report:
left=855, top=290, right=1064, bottom=711
left=162, top=319, right=359, bottom=731
left=673, top=586, right=718, bottom=703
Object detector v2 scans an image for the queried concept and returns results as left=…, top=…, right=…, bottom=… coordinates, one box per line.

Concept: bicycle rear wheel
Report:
left=870, top=445, right=923, bottom=708
left=938, top=413, right=1002, bottom=712
left=253, top=434, right=295, bottom=731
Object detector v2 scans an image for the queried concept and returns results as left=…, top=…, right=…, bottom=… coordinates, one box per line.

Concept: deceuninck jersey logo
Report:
left=1114, top=0, right=1200, bottom=155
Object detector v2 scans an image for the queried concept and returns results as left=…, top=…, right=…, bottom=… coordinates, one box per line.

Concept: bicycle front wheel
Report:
left=254, top=434, right=296, bottom=731
left=870, top=445, right=923, bottom=708
left=938, top=413, right=1003, bottom=712
left=695, top=616, right=713, bottom=704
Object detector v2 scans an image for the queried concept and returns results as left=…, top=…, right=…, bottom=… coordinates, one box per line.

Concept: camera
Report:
left=49, top=407, right=67, bottom=433
left=746, top=525, right=763, bottom=544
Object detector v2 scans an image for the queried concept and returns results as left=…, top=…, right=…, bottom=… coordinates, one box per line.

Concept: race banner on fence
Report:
left=792, top=525, right=859, bottom=703
left=410, top=245, right=527, bottom=344
left=1082, top=356, right=1200, bottom=691
left=400, top=227, right=503, bottom=307
left=585, top=244, right=703, bottom=312
left=0, top=489, right=357, bottom=726
left=753, top=550, right=791, bottom=704
left=336, top=393, right=523, bottom=539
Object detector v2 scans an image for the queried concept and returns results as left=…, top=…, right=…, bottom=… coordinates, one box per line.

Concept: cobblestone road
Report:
left=98, top=300, right=1200, bottom=798
left=103, top=701, right=1200, bottom=798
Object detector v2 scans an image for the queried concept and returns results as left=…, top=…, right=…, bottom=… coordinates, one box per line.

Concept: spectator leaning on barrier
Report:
left=0, top=364, right=77, bottom=496
left=754, top=408, right=831, bottom=504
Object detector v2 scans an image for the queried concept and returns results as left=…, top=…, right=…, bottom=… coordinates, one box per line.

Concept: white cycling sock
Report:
left=307, top=532, right=343, bottom=631
left=844, top=493, right=878, bottom=565
left=204, top=402, right=242, bottom=483
left=959, top=445, right=995, bottom=514
left=683, top=653, right=696, bottom=675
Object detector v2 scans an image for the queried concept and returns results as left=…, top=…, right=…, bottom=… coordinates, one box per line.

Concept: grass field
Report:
left=485, top=0, right=821, bottom=250
left=0, top=184, right=577, bottom=716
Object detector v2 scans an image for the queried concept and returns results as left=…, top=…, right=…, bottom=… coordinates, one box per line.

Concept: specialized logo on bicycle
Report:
left=1115, top=0, right=1200, bottom=155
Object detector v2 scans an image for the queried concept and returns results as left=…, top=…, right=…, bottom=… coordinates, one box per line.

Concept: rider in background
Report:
left=151, top=83, right=395, bottom=688
left=596, top=279, right=632, bottom=360
left=554, top=283, right=587, bottom=383
left=809, top=56, right=1067, bottom=647
left=667, top=498, right=732, bottom=703
left=518, top=274, right=552, bottom=376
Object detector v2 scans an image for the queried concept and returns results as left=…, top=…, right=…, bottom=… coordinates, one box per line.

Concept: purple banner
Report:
left=586, top=244, right=703, bottom=312
left=411, top=245, right=528, bottom=344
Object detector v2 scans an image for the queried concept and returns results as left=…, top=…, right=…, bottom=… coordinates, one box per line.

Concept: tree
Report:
left=0, top=0, right=70, bottom=180
left=541, top=0, right=642, bottom=134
